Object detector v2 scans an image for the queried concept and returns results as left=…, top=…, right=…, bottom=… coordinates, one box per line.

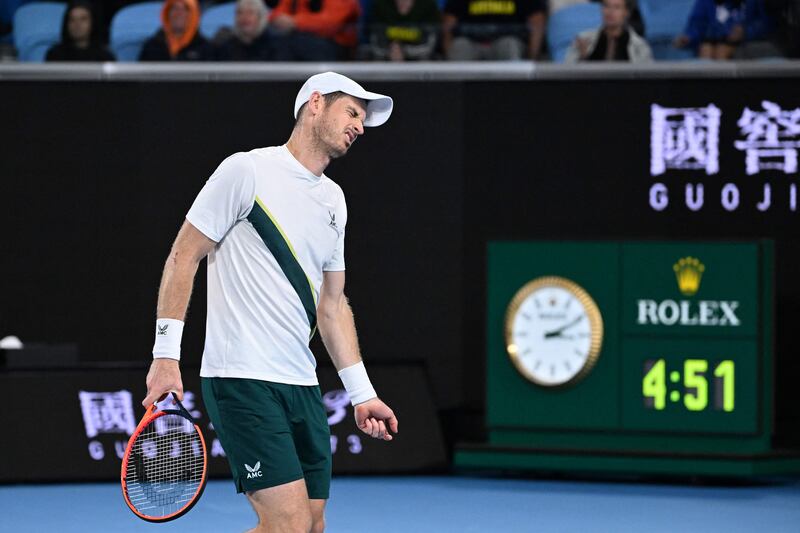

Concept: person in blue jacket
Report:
left=673, top=0, right=772, bottom=60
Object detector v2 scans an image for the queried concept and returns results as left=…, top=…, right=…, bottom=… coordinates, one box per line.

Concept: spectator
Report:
left=442, top=0, right=547, bottom=60
left=267, top=0, right=360, bottom=61
left=139, top=0, right=212, bottom=61
left=213, top=0, right=272, bottom=60
left=674, top=0, right=773, bottom=60
left=45, top=0, right=115, bottom=61
left=565, top=0, right=652, bottom=62
left=368, top=0, right=441, bottom=61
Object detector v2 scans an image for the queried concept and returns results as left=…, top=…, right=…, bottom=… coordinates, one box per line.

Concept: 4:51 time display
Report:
left=643, top=359, right=735, bottom=412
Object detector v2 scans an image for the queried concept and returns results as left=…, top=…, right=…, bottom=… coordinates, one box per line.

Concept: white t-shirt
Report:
left=187, top=145, right=347, bottom=385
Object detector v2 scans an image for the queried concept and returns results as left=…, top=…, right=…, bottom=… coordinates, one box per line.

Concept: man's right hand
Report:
left=143, top=358, right=183, bottom=407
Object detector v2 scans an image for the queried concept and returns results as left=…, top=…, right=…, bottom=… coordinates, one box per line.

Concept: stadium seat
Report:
left=12, top=2, right=67, bottom=62
left=546, top=2, right=601, bottom=63
left=638, top=0, right=696, bottom=60
left=638, top=0, right=695, bottom=41
left=200, top=2, right=237, bottom=40
left=649, top=42, right=695, bottom=60
left=110, top=1, right=162, bottom=62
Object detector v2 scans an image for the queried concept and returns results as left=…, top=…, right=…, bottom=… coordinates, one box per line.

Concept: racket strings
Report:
left=124, top=413, right=205, bottom=518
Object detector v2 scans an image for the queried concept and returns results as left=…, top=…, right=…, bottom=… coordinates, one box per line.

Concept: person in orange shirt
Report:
left=139, top=0, right=212, bottom=61
left=268, top=0, right=360, bottom=60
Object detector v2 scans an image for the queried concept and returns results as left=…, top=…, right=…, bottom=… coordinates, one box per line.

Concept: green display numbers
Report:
left=642, top=359, right=735, bottom=412
left=684, top=359, right=708, bottom=411
left=642, top=359, right=667, bottom=410
left=714, top=360, right=735, bottom=412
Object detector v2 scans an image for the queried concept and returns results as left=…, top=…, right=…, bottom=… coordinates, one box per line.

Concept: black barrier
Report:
left=0, top=76, right=799, bottom=446
left=0, top=363, right=445, bottom=482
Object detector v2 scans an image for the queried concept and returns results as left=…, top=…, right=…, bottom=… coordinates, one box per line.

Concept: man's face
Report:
left=168, top=1, right=190, bottom=34
left=236, top=4, right=262, bottom=39
left=394, top=0, right=414, bottom=15
left=312, top=94, right=367, bottom=159
left=602, top=0, right=628, bottom=29
left=68, top=7, right=92, bottom=43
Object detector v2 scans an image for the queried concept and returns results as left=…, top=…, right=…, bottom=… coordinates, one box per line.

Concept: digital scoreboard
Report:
left=456, top=241, right=800, bottom=477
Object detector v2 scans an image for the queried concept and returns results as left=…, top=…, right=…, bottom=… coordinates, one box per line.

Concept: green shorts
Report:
left=201, top=377, right=332, bottom=499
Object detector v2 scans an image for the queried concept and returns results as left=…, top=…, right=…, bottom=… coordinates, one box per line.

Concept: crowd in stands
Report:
left=0, top=0, right=798, bottom=63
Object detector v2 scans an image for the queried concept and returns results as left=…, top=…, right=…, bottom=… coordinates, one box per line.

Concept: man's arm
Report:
left=527, top=11, right=546, bottom=60
left=441, top=13, right=458, bottom=58
left=143, top=220, right=217, bottom=407
left=317, top=270, right=399, bottom=441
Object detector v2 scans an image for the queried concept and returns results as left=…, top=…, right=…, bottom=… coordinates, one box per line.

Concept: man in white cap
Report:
left=142, top=71, right=398, bottom=533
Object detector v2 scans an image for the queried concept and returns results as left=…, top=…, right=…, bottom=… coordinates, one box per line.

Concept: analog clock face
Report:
left=505, top=277, right=603, bottom=387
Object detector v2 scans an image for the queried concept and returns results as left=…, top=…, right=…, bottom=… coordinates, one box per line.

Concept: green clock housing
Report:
left=455, top=241, right=800, bottom=477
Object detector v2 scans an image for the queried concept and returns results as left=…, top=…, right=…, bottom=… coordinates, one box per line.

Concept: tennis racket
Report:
left=121, top=392, right=208, bottom=522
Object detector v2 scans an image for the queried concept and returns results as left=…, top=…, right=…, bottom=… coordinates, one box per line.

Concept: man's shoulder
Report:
left=320, top=175, right=346, bottom=201
left=247, top=145, right=283, bottom=161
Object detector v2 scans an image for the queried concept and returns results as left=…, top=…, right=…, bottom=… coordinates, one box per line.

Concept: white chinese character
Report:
left=323, top=389, right=350, bottom=426
left=735, top=101, right=800, bottom=175
left=651, top=104, right=721, bottom=176
left=78, top=390, right=136, bottom=438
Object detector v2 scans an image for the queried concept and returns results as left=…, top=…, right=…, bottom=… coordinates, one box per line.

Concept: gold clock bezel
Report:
left=504, top=276, right=604, bottom=388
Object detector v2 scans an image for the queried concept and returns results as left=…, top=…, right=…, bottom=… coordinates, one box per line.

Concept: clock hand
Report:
left=544, top=315, right=583, bottom=339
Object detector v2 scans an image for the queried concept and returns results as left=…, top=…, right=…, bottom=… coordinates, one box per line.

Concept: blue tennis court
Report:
left=1, top=475, right=798, bottom=532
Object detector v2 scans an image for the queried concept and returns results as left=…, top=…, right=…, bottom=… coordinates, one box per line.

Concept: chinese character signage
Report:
left=649, top=100, right=800, bottom=213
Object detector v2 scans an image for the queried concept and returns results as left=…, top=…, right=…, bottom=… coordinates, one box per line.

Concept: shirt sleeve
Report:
left=323, top=193, right=347, bottom=271
left=186, top=152, right=256, bottom=242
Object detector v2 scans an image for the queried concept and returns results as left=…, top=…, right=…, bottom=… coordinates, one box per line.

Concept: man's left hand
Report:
left=354, top=398, right=398, bottom=441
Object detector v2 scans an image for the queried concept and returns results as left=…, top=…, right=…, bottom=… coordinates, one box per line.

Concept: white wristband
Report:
left=152, top=318, right=184, bottom=361
left=338, top=361, right=377, bottom=406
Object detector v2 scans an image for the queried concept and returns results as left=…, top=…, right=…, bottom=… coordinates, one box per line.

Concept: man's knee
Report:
left=310, top=516, right=325, bottom=533
left=269, top=508, right=313, bottom=533
left=310, top=501, right=325, bottom=533
left=246, top=481, right=314, bottom=533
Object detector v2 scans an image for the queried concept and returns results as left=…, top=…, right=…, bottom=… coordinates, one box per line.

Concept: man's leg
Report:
left=698, top=42, right=714, bottom=59
left=447, top=36, right=481, bottom=60
left=310, top=499, right=327, bottom=533
left=292, top=386, right=332, bottom=532
left=246, top=479, right=313, bottom=533
left=715, top=43, right=736, bottom=60
left=490, top=36, right=524, bottom=60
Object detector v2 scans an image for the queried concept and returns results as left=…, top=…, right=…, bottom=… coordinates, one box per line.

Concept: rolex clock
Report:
left=504, top=276, right=603, bottom=387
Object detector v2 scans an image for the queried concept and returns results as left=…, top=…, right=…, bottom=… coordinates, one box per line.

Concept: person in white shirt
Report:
left=142, top=71, right=398, bottom=533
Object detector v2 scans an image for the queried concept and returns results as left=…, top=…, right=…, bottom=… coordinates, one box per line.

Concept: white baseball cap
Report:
left=293, top=71, right=393, bottom=127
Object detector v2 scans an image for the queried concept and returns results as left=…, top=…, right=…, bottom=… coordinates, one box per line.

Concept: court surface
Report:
left=1, top=475, right=798, bottom=532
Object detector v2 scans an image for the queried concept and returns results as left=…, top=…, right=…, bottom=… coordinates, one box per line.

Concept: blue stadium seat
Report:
left=546, top=3, right=602, bottom=63
left=638, top=0, right=696, bottom=60
left=12, top=2, right=67, bottom=62
left=110, top=2, right=162, bottom=62
left=638, top=0, right=695, bottom=41
left=649, top=42, right=695, bottom=60
left=201, top=2, right=237, bottom=40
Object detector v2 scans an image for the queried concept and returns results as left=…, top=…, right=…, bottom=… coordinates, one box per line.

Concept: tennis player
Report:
left=142, top=71, right=398, bottom=533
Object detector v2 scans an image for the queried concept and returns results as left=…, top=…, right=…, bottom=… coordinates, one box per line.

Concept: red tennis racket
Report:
left=121, top=392, right=208, bottom=522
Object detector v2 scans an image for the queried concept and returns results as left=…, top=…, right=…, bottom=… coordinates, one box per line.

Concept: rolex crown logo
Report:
left=673, top=256, right=705, bottom=296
